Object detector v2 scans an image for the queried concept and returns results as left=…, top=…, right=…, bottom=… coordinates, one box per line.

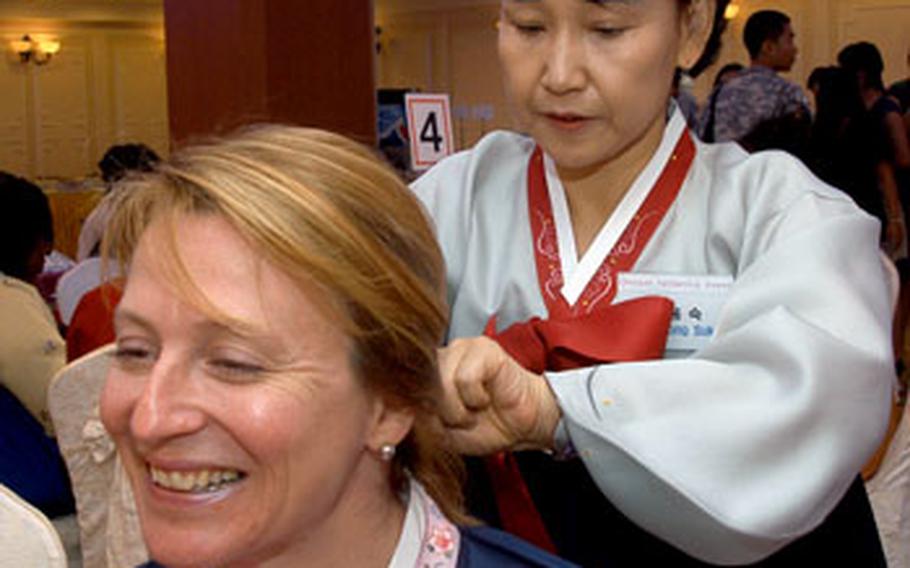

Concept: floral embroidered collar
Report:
left=388, top=480, right=461, bottom=568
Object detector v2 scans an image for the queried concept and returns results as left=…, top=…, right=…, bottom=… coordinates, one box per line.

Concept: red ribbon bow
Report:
left=486, top=296, right=674, bottom=373
left=482, top=296, right=674, bottom=553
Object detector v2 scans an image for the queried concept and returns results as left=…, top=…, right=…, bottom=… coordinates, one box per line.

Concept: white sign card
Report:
left=614, top=273, right=734, bottom=353
left=405, top=93, right=454, bottom=171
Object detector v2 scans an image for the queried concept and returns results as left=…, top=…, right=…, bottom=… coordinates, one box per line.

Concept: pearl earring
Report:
left=379, top=444, right=396, bottom=462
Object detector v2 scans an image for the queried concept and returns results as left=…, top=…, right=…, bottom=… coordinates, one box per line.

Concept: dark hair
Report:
left=808, top=66, right=883, bottom=221
left=686, top=0, right=733, bottom=78
left=743, top=10, right=790, bottom=59
left=807, top=66, right=838, bottom=91
left=838, top=41, right=885, bottom=91
left=0, top=172, right=53, bottom=281
left=813, top=67, right=865, bottom=128
left=713, top=62, right=744, bottom=87
left=98, top=143, right=160, bottom=184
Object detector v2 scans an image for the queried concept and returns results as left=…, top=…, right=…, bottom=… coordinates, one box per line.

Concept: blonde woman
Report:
left=99, top=126, right=575, bottom=567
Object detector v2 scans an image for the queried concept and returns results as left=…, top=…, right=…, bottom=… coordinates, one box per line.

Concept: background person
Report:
left=807, top=65, right=838, bottom=103
left=0, top=171, right=65, bottom=433
left=0, top=172, right=74, bottom=520
left=806, top=65, right=903, bottom=254
left=839, top=41, right=910, bottom=373
left=839, top=42, right=910, bottom=179
left=708, top=9, right=810, bottom=152
left=697, top=61, right=744, bottom=141
left=59, top=143, right=159, bottom=360
left=76, top=143, right=160, bottom=263
left=888, top=45, right=910, bottom=122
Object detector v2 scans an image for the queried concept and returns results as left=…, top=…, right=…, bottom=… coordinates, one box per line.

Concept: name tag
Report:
left=615, top=273, right=733, bottom=353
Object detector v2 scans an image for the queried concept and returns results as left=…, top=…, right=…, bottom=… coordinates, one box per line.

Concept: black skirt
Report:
left=464, top=454, right=885, bottom=567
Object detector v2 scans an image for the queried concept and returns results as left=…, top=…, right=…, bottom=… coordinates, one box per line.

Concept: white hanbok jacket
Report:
left=412, top=110, right=894, bottom=564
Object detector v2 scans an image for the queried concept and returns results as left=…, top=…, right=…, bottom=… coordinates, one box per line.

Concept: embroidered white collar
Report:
left=543, top=108, right=687, bottom=305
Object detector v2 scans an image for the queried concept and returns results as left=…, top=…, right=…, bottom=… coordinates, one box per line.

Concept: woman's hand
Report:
left=877, top=161, right=905, bottom=256
left=437, top=336, right=561, bottom=455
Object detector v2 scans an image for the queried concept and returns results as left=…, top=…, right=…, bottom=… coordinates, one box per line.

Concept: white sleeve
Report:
left=76, top=203, right=105, bottom=262
left=547, top=196, right=894, bottom=564
left=411, top=131, right=534, bottom=320
left=411, top=152, right=473, bottom=313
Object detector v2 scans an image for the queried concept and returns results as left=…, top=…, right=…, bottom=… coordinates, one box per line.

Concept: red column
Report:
left=164, top=0, right=376, bottom=145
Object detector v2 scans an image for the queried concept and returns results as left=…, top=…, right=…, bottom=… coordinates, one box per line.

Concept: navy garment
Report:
left=808, top=100, right=888, bottom=225
left=458, top=525, right=580, bottom=567
left=0, top=384, right=75, bottom=518
left=464, top=456, right=885, bottom=567
left=890, top=78, right=910, bottom=113
left=869, top=96, right=910, bottom=220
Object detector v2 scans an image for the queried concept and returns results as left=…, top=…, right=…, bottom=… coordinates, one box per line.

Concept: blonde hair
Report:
left=104, top=124, right=466, bottom=521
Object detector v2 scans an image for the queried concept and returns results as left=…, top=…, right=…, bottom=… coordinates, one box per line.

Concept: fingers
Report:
left=446, top=419, right=512, bottom=456
left=438, top=337, right=529, bottom=455
left=437, top=338, right=472, bottom=428
left=453, top=354, right=495, bottom=410
left=437, top=335, right=564, bottom=454
left=437, top=337, right=501, bottom=429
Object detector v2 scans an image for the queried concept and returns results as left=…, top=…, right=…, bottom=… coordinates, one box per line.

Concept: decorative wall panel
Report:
left=32, top=35, right=93, bottom=179
left=0, top=57, right=31, bottom=176
left=0, top=23, right=168, bottom=179
left=109, top=33, right=168, bottom=155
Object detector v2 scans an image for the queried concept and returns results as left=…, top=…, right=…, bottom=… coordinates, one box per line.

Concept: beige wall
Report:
left=0, top=1, right=167, bottom=180
left=377, top=0, right=910, bottom=143
left=0, top=0, right=905, bottom=177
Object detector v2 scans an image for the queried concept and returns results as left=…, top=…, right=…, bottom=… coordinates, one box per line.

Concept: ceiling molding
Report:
left=376, top=0, right=497, bottom=16
left=0, top=1, right=163, bottom=25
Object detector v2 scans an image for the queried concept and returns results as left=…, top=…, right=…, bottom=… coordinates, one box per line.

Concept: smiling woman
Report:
left=97, top=126, right=575, bottom=567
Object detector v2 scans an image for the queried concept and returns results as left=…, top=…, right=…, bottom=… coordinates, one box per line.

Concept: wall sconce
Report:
left=724, top=2, right=741, bottom=20
left=10, top=35, right=61, bottom=65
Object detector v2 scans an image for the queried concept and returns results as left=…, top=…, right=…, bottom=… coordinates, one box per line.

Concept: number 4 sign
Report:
left=405, top=93, right=454, bottom=171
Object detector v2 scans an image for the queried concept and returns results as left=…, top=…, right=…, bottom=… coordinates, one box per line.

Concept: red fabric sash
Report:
left=485, top=296, right=673, bottom=374
left=485, top=128, right=695, bottom=553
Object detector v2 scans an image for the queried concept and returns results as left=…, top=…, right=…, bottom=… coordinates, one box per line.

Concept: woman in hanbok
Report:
left=412, top=0, right=894, bottom=565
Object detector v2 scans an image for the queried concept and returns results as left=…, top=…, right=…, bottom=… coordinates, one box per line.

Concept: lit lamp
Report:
left=724, top=2, right=741, bottom=20
left=10, top=34, right=61, bottom=65
left=11, top=35, right=33, bottom=62
left=37, top=39, right=60, bottom=63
